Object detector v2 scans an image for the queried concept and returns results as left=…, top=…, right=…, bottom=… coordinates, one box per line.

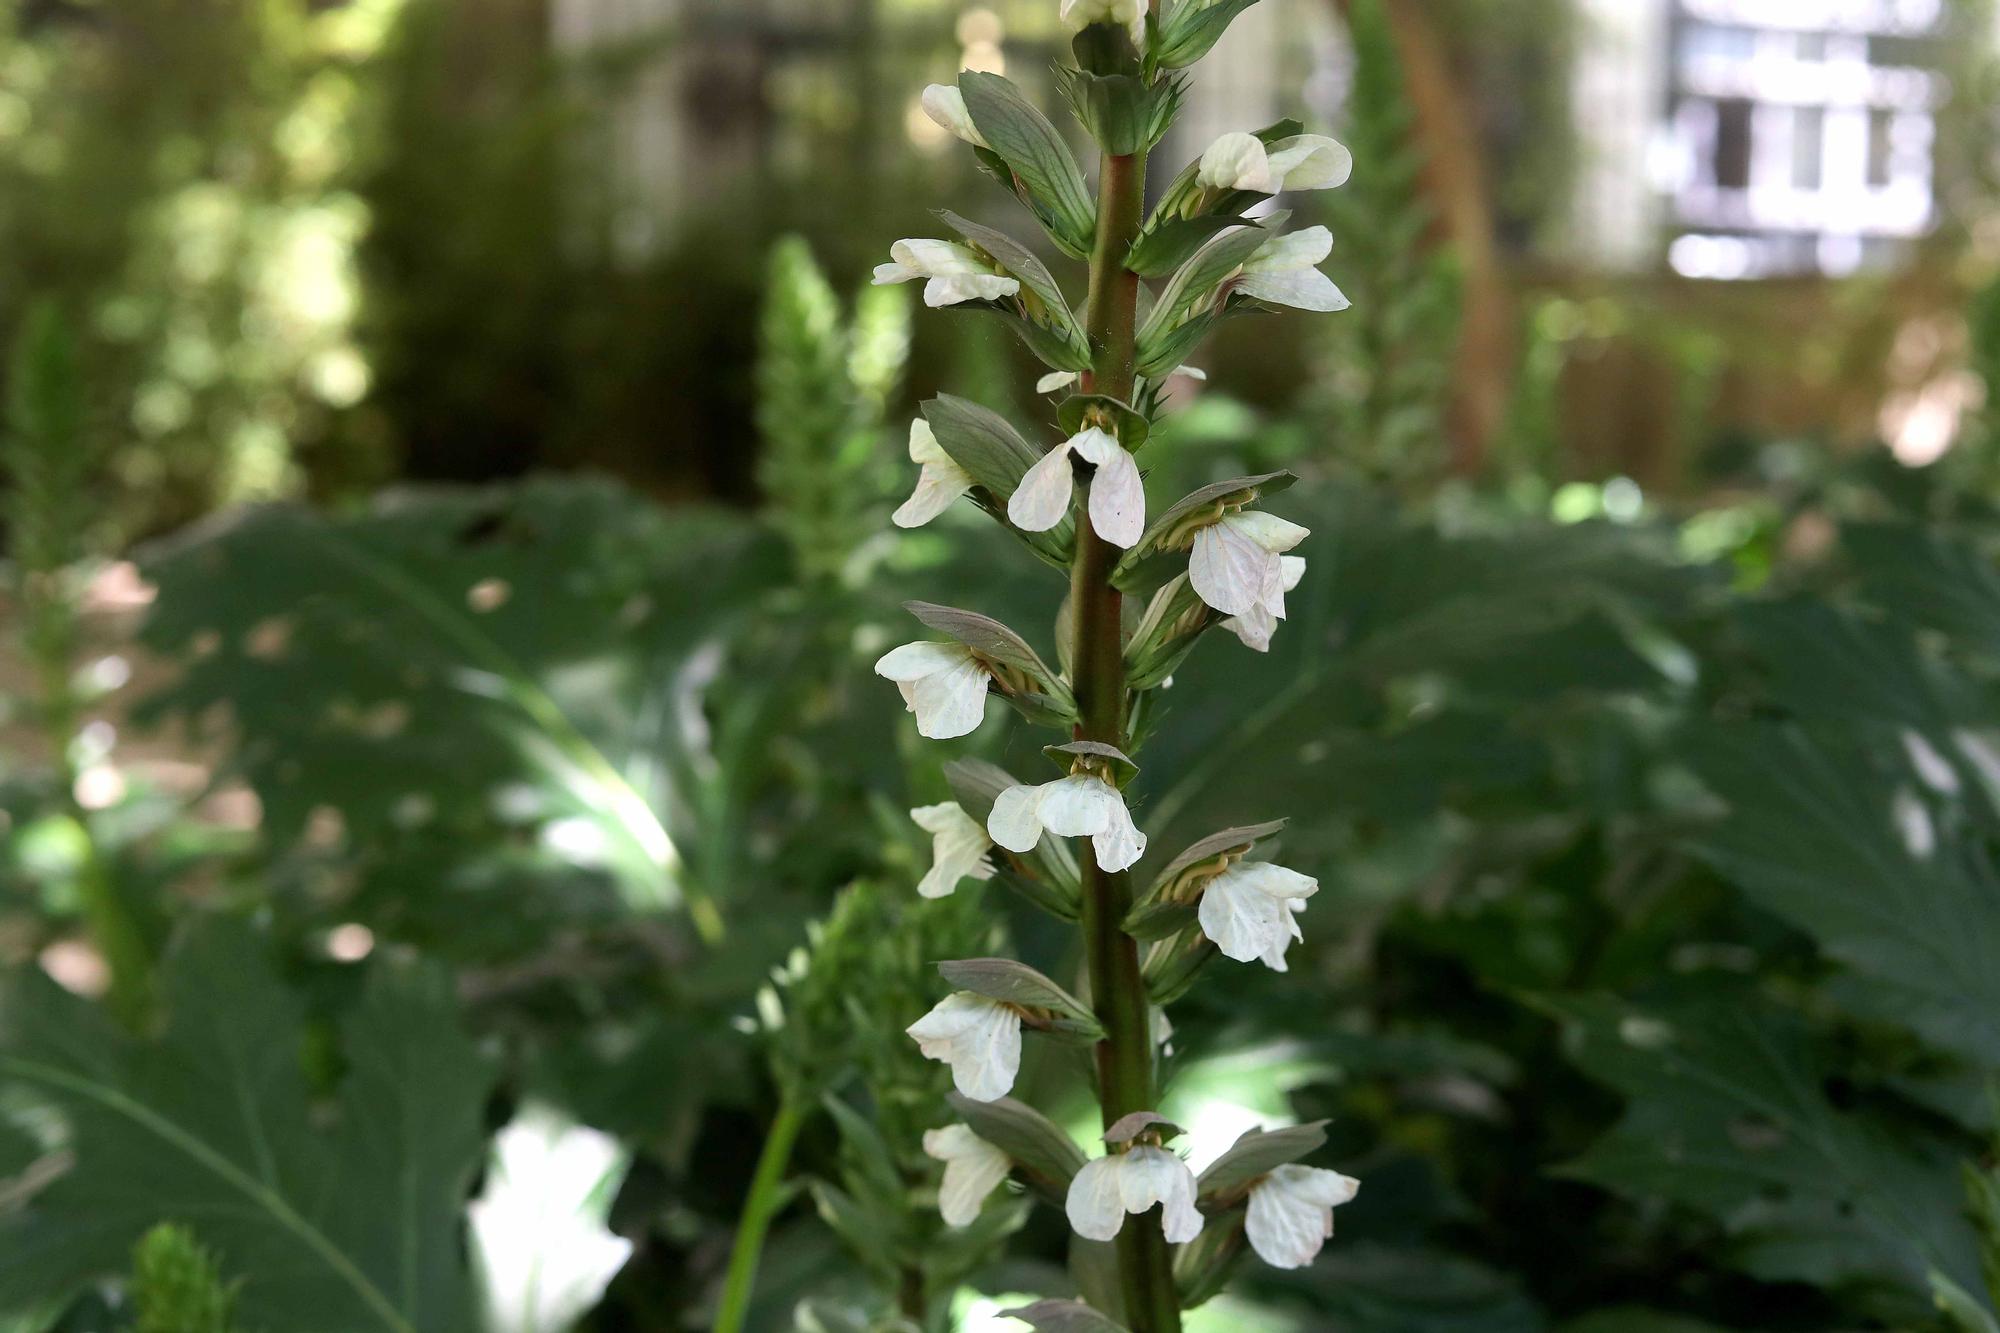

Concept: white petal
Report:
left=1263, top=135, right=1353, bottom=191
left=1198, top=866, right=1295, bottom=969
left=1034, top=775, right=1122, bottom=840
left=1189, top=521, right=1274, bottom=617
left=1245, top=1165, right=1358, bottom=1269
left=1065, top=1157, right=1127, bottom=1241
left=1090, top=797, right=1147, bottom=873
left=873, top=261, right=917, bottom=286
left=1197, top=131, right=1275, bottom=193
left=894, top=462, right=976, bottom=528
left=908, top=417, right=948, bottom=465
left=875, top=640, right=975, bottom=682
left=912, top=802, right=995, bottom=899
left=921, top=84, right=988, bottom=148
left=1223, top=605, right=1277, bottom=652
left=906, top=993, right=1021, bottom=1101
left=1228, top=860, right=1318, bottom=905
left=891, top=238, right=981, bottom=275
left=1246, top=226, right=1334, bottom=271
left=1037, top=370, right=1081, bottom=394
left=1226, top=511, right=1311, bottom=554
left=1236, top=267, right=1350, bottom=313
left=924, top=272, right=1021, bottom=307
left=1278, top=554, right=1307, bottom=591
left=1008, top=442, right=1077, bottom=532
left=1118, top=1147, right=1205, bottom=1244
left=924, top=1125, right=1011, bottom=1227
left=906, top=653, right=992, bottom=739
left=1072, top=430, right=1145, bottom=548
left=988, top=783, right=1046, bottom=853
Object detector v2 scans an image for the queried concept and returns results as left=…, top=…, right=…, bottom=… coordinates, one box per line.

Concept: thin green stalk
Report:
left=713, top=1091, right=808, bottom=1333
left=1076, top=126, right=1183, bottom=1332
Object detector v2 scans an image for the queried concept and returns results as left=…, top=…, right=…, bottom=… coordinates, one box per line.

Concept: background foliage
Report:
left=4, top=0, right=2000, bottom=1330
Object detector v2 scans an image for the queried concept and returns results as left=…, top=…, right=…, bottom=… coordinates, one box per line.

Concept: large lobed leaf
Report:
left=0, top=923, right=493, bottom=1331
left=1547, top=992, right=1984, bottom=1302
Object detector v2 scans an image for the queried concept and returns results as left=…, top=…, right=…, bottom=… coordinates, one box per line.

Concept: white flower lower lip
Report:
left=1190, top=511, right=1310, bottom=622
left=987, top=774, right=1146, bottom=873
left=924, top=1124, right=1011, bottom=1227
left=1196, top=860, right=1317, bottom=971
left=874, top=641, right=992, bottom=739
left=1233, top=226, right=1349, bottom=313
left=1245, top=1164, right=1359, bottom=1268
left=911, top=801, right=995, bottom=899
left=907, top=992, right=1023, bottom=1101
left=1008, top=427, right=1145, bottom=549
left=894, top=418, right=977, bottom=529
left=1064, top=1145, right=1204, bottom=1243
left=873, top=238, right=1022, bottom=309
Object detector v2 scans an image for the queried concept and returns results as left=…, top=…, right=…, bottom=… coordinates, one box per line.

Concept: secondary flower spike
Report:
left=1234, top=227, right=1349, bottom=313
left=874, top=641, right=992, bottom=739
left=907, top=992, right=1023, bottom=1101
left=911, top=801, right=995, bottom=899
left=923, top=1124, right=1012, bottom=1227
left=1009, top=427, right=1145, bottom=548
left=893, top=419, right=977, bottom=528
left=1197, top=132, right=1353, bottom=195
left=873, top=239, right=1021, bottom=308
left=1065, top=1146, right=1205, bottom=1244
left=1245, top=1165, right=1360, bottom=1269
left=1224, top=556, right=1305, bottom=652
left=988, top=774, right=1146, bottom=873
left=1196, top=860, right=1318, bottom=971
left=921, top=84, right=989, bottom=148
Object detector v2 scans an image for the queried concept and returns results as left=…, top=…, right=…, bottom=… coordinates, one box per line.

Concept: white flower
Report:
left=989, top=774, right=1146, bottom=873
left=1197, top=132, right=1353, bottom=195
left=1059, top=0, right=1147, bottom=43
left=1065, top=1146, right=1204, bottom=1244
left=1223, top=556, right=1305, bottom=652
left=1008, top=427, right=1146, bottom=548
left=912, top=801, right=995, bottom=899
left=1036, top=370, right=1080, bottom=394
left=1245, top=1164, right=1360, bottom=1269
left=873, top=239, right=1021, bottom=308
left=1197, top=860, right=1318, bottom=971
left=921, top=84, right=989, bottom=149
left=470, top=1105, right=634, bottom=1333
left=874, top=641, right=992, bottom=739
left=907, top=992, right=1023, bottom=1101
left=1189, top=510, right=1310, bottom=624
left=893, top=419, right=977, bottom=528
left=923, top=1124, right=1012, bottom=1227
left=1233, top=227, right=1349, bottom=313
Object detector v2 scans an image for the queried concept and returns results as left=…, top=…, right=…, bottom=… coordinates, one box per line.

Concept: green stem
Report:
left=1076, top=130, right=1183, bottom=1332
left=713, top=1091, right=808, bottom=1333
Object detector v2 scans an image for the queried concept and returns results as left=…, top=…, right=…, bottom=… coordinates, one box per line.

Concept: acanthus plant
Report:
left=870, top=3, right=1360, bottom=1327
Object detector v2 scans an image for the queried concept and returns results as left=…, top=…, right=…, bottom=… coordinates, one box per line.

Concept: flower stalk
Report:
left=878, top=1, right=1363, bottom=1324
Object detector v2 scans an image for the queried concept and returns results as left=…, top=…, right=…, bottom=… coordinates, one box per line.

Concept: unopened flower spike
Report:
left=1009, top=427, right=1145, bottom=549
left=873, top=239, right=1021, bottom=308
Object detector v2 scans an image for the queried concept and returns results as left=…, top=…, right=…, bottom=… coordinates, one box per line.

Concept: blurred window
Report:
left=1664, top=0, right=1945, bottom=279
